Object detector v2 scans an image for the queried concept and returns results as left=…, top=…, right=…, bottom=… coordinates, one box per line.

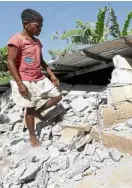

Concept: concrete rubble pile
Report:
left=0, top=55, right=132, bottom=188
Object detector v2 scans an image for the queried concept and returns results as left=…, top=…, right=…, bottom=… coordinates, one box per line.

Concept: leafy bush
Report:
left=0, top=46, right=8, bottom=72
left=0, top=72, right=12, bottom=85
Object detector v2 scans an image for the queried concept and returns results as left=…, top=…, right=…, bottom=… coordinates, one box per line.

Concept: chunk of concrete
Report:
left=70, top=96, right=88, bottom=112
left=107, top=84, right=132, bottom=104
left=111, top=69, right=132, bottom=84
left=109, top=148, right=122, bottom=162
left=101, top=102, right=132, bottom=127
left=113, top=55, right=132, bottom=70
left=90, top=127, right=132, bottom=155
left=19, top=162, right=41, bottom=184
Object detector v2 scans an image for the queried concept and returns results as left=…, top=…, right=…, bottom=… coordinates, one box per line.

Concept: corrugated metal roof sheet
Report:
left=50, top=36, right=132, bottom=70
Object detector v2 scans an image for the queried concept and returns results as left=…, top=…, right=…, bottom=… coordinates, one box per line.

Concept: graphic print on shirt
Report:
left=24, top=57, right=34, bottom=64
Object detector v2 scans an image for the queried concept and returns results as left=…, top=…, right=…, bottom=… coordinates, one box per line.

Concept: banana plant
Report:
left=109, top=7, right=132, bottom=38
left=60, top=6, right=108, bottom=44
left=49, top=6, right=109, bottom=59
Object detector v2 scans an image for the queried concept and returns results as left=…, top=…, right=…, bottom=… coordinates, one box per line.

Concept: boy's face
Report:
left=25, top=21, right=43, bottom=36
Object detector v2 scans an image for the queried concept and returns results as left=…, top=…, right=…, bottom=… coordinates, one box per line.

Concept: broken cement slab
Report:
left=100, top=101, right=132, bottom=127
left=107, top=84, right=132, bottom=104
left=90, top=127, right=132, bottom=155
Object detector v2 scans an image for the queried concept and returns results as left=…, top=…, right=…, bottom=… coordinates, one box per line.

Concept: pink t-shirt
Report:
left=8, top=33, right=45, bottom=81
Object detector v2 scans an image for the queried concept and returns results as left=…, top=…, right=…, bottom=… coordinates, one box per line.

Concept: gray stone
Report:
left=83, top=144, right=96, bottom=156
left=0, top=114, right=10, bottom=124
left=70, top=96, right=88, bottom=112
left=126, top=118, right=132, bottom=128
left=7, top=112, right=21, bottom=124
left=36, top=164, right=49, bottom=188
left=90, top=161, right=102, bottom=169
left=92, top=151, right=103, bottom=162
left=48, top=155, right=69, bottom=172
left=19, top=162, right=41, bottom=184
left=60, top=100, right=70, bottom=110
left=76, top=134, right=92, bottom=150
left=86, top=97, right=97, bottom=106
left=11, top=164, right=26, bottom=184
left=109, top=148, right=122, bottom=162
left=66, top=158, right=90, bottom=179
left=52, top=124, right=62, bottom=136
left=96, top=148, right=110, bottom=161
left=68, top=151, right=80, bottom=166
left=68, top=90, right=87, bottom=97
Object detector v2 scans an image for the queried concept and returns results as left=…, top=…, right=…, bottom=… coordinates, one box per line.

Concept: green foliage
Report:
left=95, top=6, right=108, bottom=42
left=49, top=5, right=132, bottom=59
left=0, top=72, right=12, bottom=85
left=122, top=12, right=132, bottom=36
left=109, top=7, right=120, bottom=38
left=0, top=46, right=8, bottom=72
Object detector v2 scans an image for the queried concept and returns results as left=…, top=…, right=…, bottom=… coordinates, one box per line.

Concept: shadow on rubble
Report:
left=36, top=103, right=66, bottom=139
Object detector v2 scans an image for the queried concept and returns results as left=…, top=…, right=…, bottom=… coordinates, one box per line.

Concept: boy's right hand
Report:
left=18, top=83, right=29, bottom=97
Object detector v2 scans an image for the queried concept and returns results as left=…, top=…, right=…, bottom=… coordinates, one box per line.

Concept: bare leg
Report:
left=25, top=107, right=41, bottom=147
left=34, top=95, right=62, bottom=120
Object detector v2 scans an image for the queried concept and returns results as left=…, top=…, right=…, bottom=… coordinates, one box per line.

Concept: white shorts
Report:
left=10, top=77, right=61, bottom=108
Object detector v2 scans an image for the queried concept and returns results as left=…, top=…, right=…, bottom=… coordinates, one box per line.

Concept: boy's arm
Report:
left=8, top=45, right=28, bottom=96
left=40, top=52, right=59, bottom=86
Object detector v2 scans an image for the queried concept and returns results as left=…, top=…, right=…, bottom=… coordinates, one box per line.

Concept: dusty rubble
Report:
left=1, top=55, right=132, bottom=188
left=0, top=81, right=127, bottom=188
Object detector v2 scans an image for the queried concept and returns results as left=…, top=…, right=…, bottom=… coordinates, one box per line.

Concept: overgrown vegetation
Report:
left=0, top=46, right=11, bottom=85
left=0, top=72, right=12, bottom=85
left=49, top=5, right=132, bottom=59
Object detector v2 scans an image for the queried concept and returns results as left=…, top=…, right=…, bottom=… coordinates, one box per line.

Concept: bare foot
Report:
left=29, top=136, right=41, bottom=147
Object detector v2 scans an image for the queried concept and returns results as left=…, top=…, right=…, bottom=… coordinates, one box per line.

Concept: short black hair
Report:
left=21, top=8, right=43, bottom=23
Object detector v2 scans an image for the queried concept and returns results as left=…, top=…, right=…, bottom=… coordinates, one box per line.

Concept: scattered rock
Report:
left=109, top=148, right=122, bottom=162
left=0, top=81, right=126, bottom=188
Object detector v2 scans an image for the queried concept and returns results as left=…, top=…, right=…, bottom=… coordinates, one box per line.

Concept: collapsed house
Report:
left=1, top=36, right=132, bottom=188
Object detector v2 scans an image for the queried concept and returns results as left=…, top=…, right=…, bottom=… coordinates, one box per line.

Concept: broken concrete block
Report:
left=68, top=151, right=80, bottom=166
left=36, top=164, right=48, bottom=188
left=111, top=69, right=132, bottom=84
left=107, top=85, right=132, bottom=104
left=101, top=102, right=132, bottom=127
left=67, top=158, right=90, bottom=179
left=12, top=164, right=26, bottom=184
left=90, top=127, right=132, bottom=155
left=19, top=162, right=41, bottom=184
left=70, top=96, right=88, bottom=112
left=76, top=134, right=92, bottom=149
left=101, top=105, right=116, bottom=127
left=0, top=114, right=10, bottom=124
left=59, top=127, right=79, bottom=145
left=48, top=155, right=69, bottom=172
left=68, top=90, right=87, bottom=97
left=83, top=144, right=96, bottom=156
left=109, top=148, right=122, bottom=162
left=52, top=124, right=62, bottom=136
left=113, top=55, right=132, bottom=70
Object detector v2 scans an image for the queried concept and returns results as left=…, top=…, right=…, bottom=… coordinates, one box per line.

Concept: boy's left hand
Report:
left=51, top=75, right=59, bottom=86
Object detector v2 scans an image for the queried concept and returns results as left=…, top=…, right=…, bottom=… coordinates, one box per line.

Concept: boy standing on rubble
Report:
left=7, top=9, right=62, bottom=147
